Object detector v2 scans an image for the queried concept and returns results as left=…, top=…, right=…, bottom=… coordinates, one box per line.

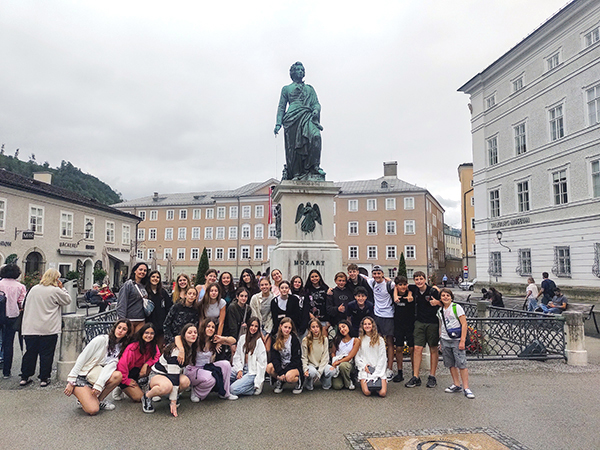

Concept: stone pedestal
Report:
left=270, top=180, right=343, bottom=285
left=57, top=314, right=86, bottom=381
left=563, top=311, right=587, bottom=366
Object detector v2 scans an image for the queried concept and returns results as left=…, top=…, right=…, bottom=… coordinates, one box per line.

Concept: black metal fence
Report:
left=84, top=309, right=118, bottom=343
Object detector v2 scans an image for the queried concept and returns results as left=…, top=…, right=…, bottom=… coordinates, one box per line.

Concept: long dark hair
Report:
left=133, top=322, right=158, bottom=360
left=238, top=268, right=259, bottom=296
left=304, top=269, right=328, bottom=292
left=290, top=275, right=304, bottom=297
left=218, top=271, right=236, bottom=300
left=108, top=319, right=132, bottom=358
left=198, top=319, right=218, bottom=353
left=164, top=323, right=198, bottom=366
left=129, top=262, right=149, bottom=285
left=198, top=282, right=221, bottom=320
left=333, top=319, right=352, bottom=353
left=243, top=316, right=261, bottom=355
left=146, top=270, right=163, bottom=294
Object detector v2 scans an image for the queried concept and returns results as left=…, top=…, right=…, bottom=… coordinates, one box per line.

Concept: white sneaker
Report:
left=152, top=396, right=162, bottom=402
left=386, top=368, right=394, bottom=381
left=112, top=387, right=123, bottom=401
left=190, top=393, right=200, bottom=403
left=99, top=401, right=115, bottom=411
left=273, top=380, right=283, bottom=394
left=227, top=394, right=238, bottom=400
left=348, top=381, right=356, bottom=390
left=254, top=385, right=262, bottom=396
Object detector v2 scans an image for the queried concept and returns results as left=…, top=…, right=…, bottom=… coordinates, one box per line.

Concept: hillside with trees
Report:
left=0, top=146, right=122, bottom=205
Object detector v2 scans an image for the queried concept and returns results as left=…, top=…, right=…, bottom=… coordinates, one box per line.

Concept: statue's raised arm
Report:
left=274, top=62, right=325, bottom=181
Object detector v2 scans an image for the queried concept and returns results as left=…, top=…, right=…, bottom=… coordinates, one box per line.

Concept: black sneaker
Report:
left=141, top=394, right=154, bottom=413
left=426, top=375, right=437, bottom=388
left=405, top=376, right=421, bottom=388
left=392, top=371, right=404, bottom=383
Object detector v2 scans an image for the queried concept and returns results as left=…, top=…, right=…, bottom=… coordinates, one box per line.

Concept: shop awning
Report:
left=107, top=251, right=131, bottom=266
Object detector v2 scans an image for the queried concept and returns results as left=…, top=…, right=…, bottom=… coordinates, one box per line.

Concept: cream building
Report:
left=458, top=163, right=476, bottom=279
left=0, top=169, right=140, bottom=290
left=458, top=0, right=600, bottom=291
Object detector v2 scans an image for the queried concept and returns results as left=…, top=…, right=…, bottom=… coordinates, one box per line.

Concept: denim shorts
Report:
left=441, top=338, right=467, bottom=369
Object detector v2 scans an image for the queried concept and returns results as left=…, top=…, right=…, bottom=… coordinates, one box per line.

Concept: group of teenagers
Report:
left=65, top=262, right=474, bottom=417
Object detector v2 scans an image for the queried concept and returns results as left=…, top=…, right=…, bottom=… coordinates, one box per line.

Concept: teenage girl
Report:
left=116, top=323, right=160, bottom=402
left=198, top=282, right=227, bottom=336
left=291, top=275, right=309, bottom=335
left=116, top=262, right=149, bottom=334
left=219, top=272, right=236, bottom=305
left=64, top=319, right=132, bottom=414
left=302, top=318, right=334, bottom=390
left=231, top=317, right=268, bottom=397
left=172, top=274, right=192, bottom=304
left=356, top=316, right=388, bottom=397
left=163, top=287, right=200, bottom=345
left=330, top=319, right=360, bottom=390
left=270, top=269, right=283, bottom=297
left=142, top=324, right=197, bottom=416
left=305, top=269, right=330, bottom=335
left=271, top=280, right=303, bottom=337
left=266, top=317, right=304, bottom=394
left=224, top=287, right=251, bottom=347
left=250, top=277, right=274, bottom=351
left=239, top=268, right=260, bottom=297
left=146, top=270, right=173, bottom=350
left=196, top=268, right=218, bottom=299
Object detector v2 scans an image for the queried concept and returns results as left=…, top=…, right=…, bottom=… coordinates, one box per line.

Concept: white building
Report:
left=458, top=0, right=600, bottom=291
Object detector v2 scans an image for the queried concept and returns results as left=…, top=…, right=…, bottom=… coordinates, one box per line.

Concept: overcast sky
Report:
left=1, top=0, right=571, bottom=227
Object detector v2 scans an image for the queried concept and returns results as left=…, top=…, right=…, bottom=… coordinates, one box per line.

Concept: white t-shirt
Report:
left=366, top=277, right=395, bottom=318
left=438, top=303, right=466, bottom=340
left=205, top=299, right=227, bottom=322
left=526, top=283, right=539, bottom=299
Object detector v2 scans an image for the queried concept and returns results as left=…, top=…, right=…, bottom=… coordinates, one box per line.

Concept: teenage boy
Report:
left=391, top=276, right=414, bottom=383
left=326, top=272, right=354, bottom=327
left=360, top=265, right=395, bottom=380
left=346, top=287, right=374, bottom=337
left=346, top=264, right=374, bottom=304
left=405, top=271, right=441, bottom=389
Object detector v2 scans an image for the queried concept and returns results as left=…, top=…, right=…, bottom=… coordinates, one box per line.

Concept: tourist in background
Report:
left=525, top=277, right=539, bottom=312
left=0, top=264, right=26, bottom=378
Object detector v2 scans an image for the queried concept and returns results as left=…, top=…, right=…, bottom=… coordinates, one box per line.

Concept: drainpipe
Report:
left=463, top=187, right=474, bottom=275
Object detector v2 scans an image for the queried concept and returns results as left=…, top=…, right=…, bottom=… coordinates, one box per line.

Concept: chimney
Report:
left=383, top=161, right=397, bottom=177
left=33, top=172, right=52, bottom=184
left=153, top=192, right=159, bottom=201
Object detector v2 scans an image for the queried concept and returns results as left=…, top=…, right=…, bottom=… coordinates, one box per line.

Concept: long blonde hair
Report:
left=40, top=268, right=61, bottom=287
left=359, top=316, right=380, bottom=347
left=173, top=273, right=192, bottom=303
left=273, top=317, right=297, bottom=351
left=304, top=317, right=325, bottom=354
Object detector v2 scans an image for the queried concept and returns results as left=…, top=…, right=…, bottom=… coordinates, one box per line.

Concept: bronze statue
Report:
left=274, top=62, right=325, bottom=181
left=295, top=202, right=322, bottom=233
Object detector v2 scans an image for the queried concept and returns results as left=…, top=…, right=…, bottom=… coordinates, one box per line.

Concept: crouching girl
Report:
left=266, top=317, right=304, bottom=394
left=230, top=317, right=267, bottom=396
left=356, top=317, right=387, bottom=397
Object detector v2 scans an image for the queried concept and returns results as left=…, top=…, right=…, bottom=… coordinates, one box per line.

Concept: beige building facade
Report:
left=458, top=163, right=476, bottom=279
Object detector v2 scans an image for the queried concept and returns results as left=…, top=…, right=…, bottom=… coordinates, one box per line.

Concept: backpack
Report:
left=370, top=280, right=394, bottom=297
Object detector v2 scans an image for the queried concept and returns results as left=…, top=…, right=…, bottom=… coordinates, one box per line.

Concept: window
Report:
left=137, top=249, right=144, bottom=260
left=215, top=248, right=224, bottom=260
left=386, top=220, right=396, bottom=235
left=241, top=246, right=250, bottom=260
left=191, top=248, right=200, bottom=260
left=204, top=227, right=213, bottom=240
left=164, top=248, right=172, bottom=260
left=385, top=198, right=396, bottom=210
left=228, top=226, right=237, bottom=240
left=105, top=221, right=115, bottom=243
left=192, top=209, right=201, bottom=220
left=348, top=221, right=358, bottom=235
left=269, top=224, right=277, bottom=239
left=587, top=84, right=600, bottom=125
left=489, top=189, right=500, bottom=218
left=367, top=246, right=377, bottom=259
left=386, top=245, right=397, bottom=259
left=404, top=220, right=415, bottom=234
left=228, top=248, right=237, bottom=260
left=254, top=246, right=263, bottom=260
left=138, top=211, right=146, bottom=221
left=205, top=208, right=214, bottom=220
left=150, top=210, right=158, bottom=221
left=473, top=244, right=476, bottom=256
left=471, top=218, right=475, bottom=230
left=585, top=27, right=600, bottom=47
left=514, top=123, right=526, bottom=155
left=60, top=212, right=73, bottom=238
left=518, top=249, right=532, bottom=276
left=367, top=199, right=377, bottom=211
left=178, top=227, right=187, bottom=240
left=554, top=246, right=571, bottom=277
left=333, top=201, right=336, bottom=215
left=229, top=206, right=238, bottom=219
left=217, top=207, right=226, bottom=220
left=406, top=268, right=414, bottom=278
left=512, top=77, right=523, bottom=92
left=255, top=224, right=264, bottom=240
left=84, top=217, right=94, bottom=240
left=517, top=181, right=530, bottom=212
left=549, top=104, right=564, bottom=141
left=29, top=205, right=44, bottom=234
left=255, top=205, right=264, bottom=218
left=242, top=206, right=251, bottom=219
left=490, top=252, right=502, bottom=276
left=121, top=224, right=130, bottom=245
left=487, top=136, right=498, bottom=166
left=367, top=221, right=377, bottom=235
left=165, top=228, right=173, bottom=240
left=137, top=228, right=145, bottom=241
left=553, top=169, right=568, bottom=205
left=179, top=209, right=187, bottom=220
left=148, top=249, right=156, bottom=260
left=349, top=246, right=358, bottom=259
left=166, top=210, right=174, bottom=220
left=485, top=94, right=496, bottom=109
left=191, top=227, right=200, bottom=240
left=206, top=248, right=212, bottom=260
left=404, top=197, right=414, bottom=210
left=241, top=224, right=251, bottom=239
left=547, top=52, right=560, bottom=70
left=348, top=199, right=358, bottom=212
left=177, top=248, right=185, bottom=260
left=432, top=214, right=437, bottom=227
left=149, top=228, right=157, bottom=240
left=405, top=245, right=416, bottom=259
left=592, top=160, right=600, bottom=198
left=470, top=196, right=474, bottom=207
left=216, top=227, right=225, bottom=240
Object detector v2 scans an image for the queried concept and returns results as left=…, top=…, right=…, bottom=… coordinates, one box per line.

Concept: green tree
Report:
left=196, top=248, right=210, bottom=285
left=398, top=252, right=407, bottom=278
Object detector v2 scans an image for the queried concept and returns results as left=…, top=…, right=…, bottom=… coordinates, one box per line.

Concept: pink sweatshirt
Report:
left=117, top=342, right=160, bottom=386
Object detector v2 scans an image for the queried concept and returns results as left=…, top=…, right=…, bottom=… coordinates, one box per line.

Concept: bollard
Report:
left=563, top=311, right=587, bottom=366
left=57, top=314, right=86, bottom=381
